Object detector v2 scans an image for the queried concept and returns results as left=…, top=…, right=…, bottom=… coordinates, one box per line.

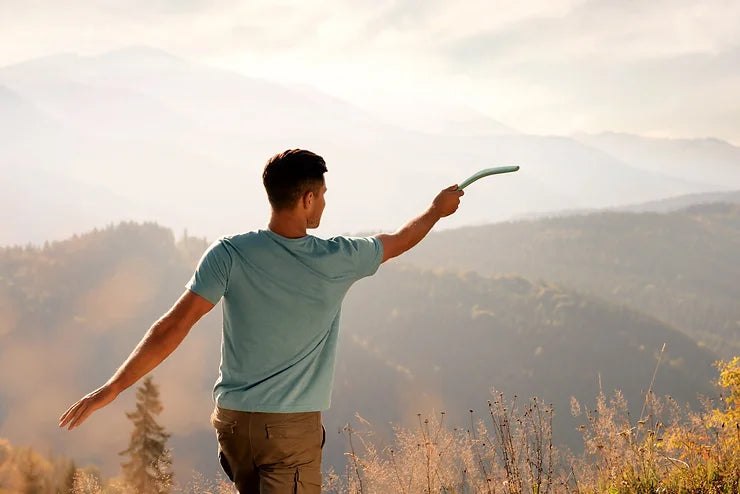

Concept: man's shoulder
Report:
left=219, top=230, right=263, bottom=245
left=325, top=235, right=379, bottom=247
left=201, top=231, right=263, bottom=259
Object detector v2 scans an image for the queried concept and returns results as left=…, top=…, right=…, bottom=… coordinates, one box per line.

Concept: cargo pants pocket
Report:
left=259, top=467, right=322, bottom=494
left=211, top=408, right=238, bottom=482
left=218, top=447, right=234, bottom=482
left=297, top=467, right=322, bottom=493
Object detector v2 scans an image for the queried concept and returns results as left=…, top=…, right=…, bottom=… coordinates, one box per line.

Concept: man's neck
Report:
left=268, top=211, right=308, bottom=239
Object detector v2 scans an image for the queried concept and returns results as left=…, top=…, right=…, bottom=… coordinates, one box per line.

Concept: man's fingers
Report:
left=69, top=406, right=92, bottom=430
left=446, top=185, right=464, bottom=196
left=65, top=403, right=89, bottom=430
left=59, top=402, right=81, bottom=426
left=60, top=385, right=118, bottom=431
left=59, top=398, right=91, bottom=429
left=59, top=402, right=82, bottom=428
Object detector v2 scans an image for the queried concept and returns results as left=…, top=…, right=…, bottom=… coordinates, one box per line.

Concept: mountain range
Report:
left=2, top=47, right=739, bottom=246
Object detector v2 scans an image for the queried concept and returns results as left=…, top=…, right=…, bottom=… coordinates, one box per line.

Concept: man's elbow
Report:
left=155, top=290, right=212, bottom=343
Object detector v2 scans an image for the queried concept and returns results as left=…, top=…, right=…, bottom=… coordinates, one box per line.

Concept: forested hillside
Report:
left=0, top=215, right=726, bottom=480
left=331, top=265, right=717, bottom=467
left=405, top=203, right=740, bottom=357
left=0, top=223, right=218, bottom=479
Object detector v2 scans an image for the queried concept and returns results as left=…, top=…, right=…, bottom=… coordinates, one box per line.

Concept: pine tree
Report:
left=119, top=376, right=173, bottom=494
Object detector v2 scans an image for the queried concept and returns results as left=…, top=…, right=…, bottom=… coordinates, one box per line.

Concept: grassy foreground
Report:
left=3, top=358, right=736, bottom=493
left=324, top=357, right=740, bottom=494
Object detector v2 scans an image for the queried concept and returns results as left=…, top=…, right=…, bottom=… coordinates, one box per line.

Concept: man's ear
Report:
left=302, top=190, right=314, bottom=210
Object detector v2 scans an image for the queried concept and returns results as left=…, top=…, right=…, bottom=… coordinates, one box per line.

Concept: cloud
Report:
left=2, top=0, right=737, bottom=61
left=444, top=0, right=740, bottom=64
left=101, top=0, right=220, bottom=16
left=0, top=0, right=738, bottom=141
left=427, top=0, right=740, bottom=138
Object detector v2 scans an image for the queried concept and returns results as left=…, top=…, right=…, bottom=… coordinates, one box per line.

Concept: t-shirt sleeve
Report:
left=185, top=239, right=233, bottom=304
left=343, top=236, right=384, bottom=279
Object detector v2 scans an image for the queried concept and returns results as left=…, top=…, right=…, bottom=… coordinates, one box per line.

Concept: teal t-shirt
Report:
left=186, top=229, right=384, bottom=412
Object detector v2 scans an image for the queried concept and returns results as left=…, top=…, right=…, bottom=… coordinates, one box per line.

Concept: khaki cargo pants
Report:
left=211, top=406, right=325, bottom=493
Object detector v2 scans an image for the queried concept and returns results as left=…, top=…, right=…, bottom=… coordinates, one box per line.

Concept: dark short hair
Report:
left=262, top=149, right=327, bottom=210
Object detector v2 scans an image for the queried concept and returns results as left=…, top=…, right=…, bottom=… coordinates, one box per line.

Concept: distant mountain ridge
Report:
left=616, top=190, right=740, bottom=212
left=513, top=189, right=740, bottom=220
left=573, top=132, right=740, bottom=189
left=2, top=47, right=737, bottom=246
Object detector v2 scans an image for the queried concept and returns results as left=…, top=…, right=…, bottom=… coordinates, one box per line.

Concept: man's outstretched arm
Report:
left=58, top=289, right=214, bottom=430
left=375, top=184, right=463, bottom=263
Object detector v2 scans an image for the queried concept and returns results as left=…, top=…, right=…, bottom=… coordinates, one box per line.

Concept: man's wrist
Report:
left=425, top=206, right=443, bottom=222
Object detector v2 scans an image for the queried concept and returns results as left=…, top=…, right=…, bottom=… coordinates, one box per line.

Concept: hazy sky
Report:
left=1, top=0, right=739, bottom=142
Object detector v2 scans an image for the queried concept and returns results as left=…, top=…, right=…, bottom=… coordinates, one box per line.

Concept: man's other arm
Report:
left=58, top=289, right=214, bottom=430
left=375, top=185, right=463, bottom=263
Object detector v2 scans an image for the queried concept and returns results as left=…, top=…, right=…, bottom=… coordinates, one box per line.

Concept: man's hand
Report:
left=376, top=184, right=465, bottom=263
left=59, top=383, right=120, bottom=430
left=430, top=185, right=464, bottom=219
left=58, top=290, right=214, bottom=431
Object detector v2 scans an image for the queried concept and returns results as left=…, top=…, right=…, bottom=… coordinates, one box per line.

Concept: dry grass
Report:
left=69, top=469, right=235, bottom=494
left=6, top=358, right=736, bottom=493
left=325, top=357, right=740, bottom=494
left=327, top=394, right=561, bottom=494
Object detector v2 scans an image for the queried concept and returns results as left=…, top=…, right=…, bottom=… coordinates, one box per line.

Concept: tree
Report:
left=710, top=356, right=740, bottom=447
left=119, top=376, right=173, bottom=493
left=15, top=446, right=52, bottom=494
left=0, top=439, right=24, bottom=493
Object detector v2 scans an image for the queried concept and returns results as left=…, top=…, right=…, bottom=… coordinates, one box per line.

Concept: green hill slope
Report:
left=0, top=222, right=722, bottom=480
left=328, top=265, right=718, bottom=467
left=404, top=203, right=740, bottom=357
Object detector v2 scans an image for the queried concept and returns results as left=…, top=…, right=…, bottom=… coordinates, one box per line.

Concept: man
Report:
left=59, top=149, right=464, bottom=493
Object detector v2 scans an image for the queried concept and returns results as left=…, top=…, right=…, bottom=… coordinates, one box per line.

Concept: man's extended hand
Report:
left=430, top=185, right=464, bottom=218
left=376, top=184, right=465, bottom=263
left=57, top=290, right=215, bottom=431
left=59, top=383, right=120, bottom=430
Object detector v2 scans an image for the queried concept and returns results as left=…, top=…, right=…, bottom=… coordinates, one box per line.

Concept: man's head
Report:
left=263, top=149, right=328, bottom=229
